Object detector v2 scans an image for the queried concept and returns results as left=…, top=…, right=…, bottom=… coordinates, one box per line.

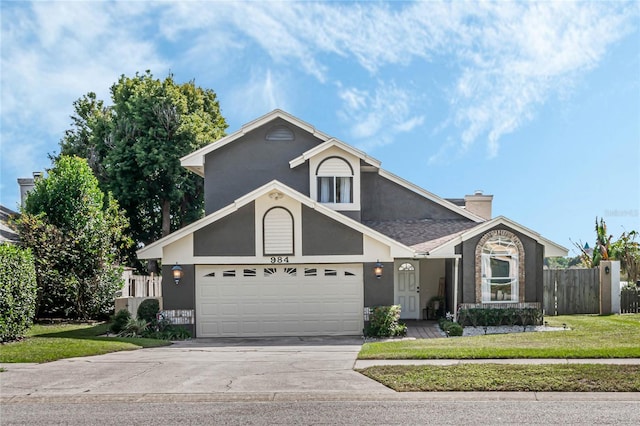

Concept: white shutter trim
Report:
left=317, top=157, right=352, bottom=176
left=264, top=208, right=294, bottom=255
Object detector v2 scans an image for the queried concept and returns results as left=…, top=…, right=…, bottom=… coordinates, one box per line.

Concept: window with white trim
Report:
left=263, top=207, right=294, bottom=255
left=481, top=235, right=519, bottom=302
left=316, top=157, right=353, bottom=204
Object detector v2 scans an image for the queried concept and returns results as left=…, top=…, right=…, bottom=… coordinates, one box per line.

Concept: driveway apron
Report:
left=0, top=336, right=392, bottom=396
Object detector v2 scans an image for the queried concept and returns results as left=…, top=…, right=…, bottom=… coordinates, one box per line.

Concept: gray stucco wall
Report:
left=301, top=205, right=363, bottom=256
left=363, top=261, right=394, bottom=306
left=459, top=224, right=545, bottom=304
left=161, top=264, right=195, bottom=335
left=193, top=202, right=255, bottom=256
left=360, top=173, right=469, bottom=221
left=204, top=118, right=322, bottom=214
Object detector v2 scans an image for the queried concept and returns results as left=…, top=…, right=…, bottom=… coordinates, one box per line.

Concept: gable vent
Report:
left=263, top=207, right=294, bottom=255
left=266, top=125, right=294, bottom=141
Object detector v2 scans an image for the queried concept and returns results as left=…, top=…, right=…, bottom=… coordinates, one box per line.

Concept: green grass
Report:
left=358, top=364, right=640, bottom=392
left=0, top=323, right=170, bottom=363
left=359, top=314, right=640, bottom=359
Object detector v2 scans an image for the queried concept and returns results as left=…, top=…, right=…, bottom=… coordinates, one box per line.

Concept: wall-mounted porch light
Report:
left=374, top=260, right=384, bottom=279
left=171, top=263, right=183, bottom=285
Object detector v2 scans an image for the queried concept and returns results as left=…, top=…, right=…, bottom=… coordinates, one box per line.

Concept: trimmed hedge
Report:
left=438, top=318, right=463, bottom=336
left=457, top=307, right=543, bottom=328
left=137, top=298, right=160, bottom=323
left=0, top=243, right=37, bottom=342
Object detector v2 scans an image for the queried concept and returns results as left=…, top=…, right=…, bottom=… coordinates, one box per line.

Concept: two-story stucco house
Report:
left=137, top=110, right=567, bottom=337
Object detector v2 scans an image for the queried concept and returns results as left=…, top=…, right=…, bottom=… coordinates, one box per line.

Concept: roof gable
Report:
left=181, top=109, right=332, bottom=177
left=426, top=216, right=568, bottom=258
left=137, top=180, right=415, bottom=259
left=289, top=138, right=382, bottom=169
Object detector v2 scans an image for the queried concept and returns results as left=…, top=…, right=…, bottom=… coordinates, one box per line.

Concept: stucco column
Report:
left=599, top=260, right=621, bottom=315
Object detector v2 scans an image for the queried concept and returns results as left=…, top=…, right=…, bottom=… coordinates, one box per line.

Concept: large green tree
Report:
left=15, top=156, right=131, bottom=319
left=58, top=72, right=227, bottom=266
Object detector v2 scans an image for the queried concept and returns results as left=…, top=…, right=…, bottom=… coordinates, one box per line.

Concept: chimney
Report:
left=464, top=190, right=493, bottom=220
left=17, top=172, right=42, bottom=208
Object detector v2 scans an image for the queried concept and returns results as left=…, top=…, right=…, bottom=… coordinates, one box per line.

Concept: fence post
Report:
left=600, top=261, right=621, bottom=315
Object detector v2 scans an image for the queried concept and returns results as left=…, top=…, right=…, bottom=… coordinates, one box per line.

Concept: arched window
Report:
left=263, top=207, right=294, bottom=255
left=481, top=235, right=519, bottom=302
left=316, top=157, right=353, bottom=204
left=398, top=263, right=415, bottom=271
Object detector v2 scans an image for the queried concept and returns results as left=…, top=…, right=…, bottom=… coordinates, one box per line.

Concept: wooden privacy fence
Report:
left=543, top=268, right=600, bottom=316
left=621, top=287, right=640, bottom=313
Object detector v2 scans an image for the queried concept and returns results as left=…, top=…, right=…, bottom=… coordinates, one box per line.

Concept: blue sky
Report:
left=1, top=1, right=639, bottom=255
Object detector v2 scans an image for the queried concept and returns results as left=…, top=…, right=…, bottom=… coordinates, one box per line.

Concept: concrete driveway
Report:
left=0, top=336, right=392, bottom=397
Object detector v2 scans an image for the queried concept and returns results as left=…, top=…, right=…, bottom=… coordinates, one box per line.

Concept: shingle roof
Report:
left=0, top=205, right=20, bottom=244
left=362, top=219, right=480, bottom=254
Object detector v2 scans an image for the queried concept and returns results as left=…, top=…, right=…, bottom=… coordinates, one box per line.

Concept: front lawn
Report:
left=0, top=323, right=170, bottom=363
left=359, top=314, right=640, bottom=359
left=358, top=364, right=640, bottom=392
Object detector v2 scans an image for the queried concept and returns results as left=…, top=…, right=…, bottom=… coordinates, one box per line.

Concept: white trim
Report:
left=137, top=180, right=415, bottom=260
left=426, top=216, right=569, bottom=258
left=181, top=109, right=332, bottom=177
left=289, top=138, right=381, bottom=169
left=378, top=169, right=485, bottom=223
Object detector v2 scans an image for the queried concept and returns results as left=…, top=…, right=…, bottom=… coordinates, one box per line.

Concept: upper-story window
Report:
left=316, top=157, right=353, bottom=204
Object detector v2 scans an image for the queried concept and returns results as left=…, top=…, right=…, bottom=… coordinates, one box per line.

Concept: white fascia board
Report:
left=289, top=138, right=382, bottom=169
left=137, top=179, right=416, bottom=260
left=426, top=216, right=569, bottom=257
left=136, top=203, right=239, bottom=259
left=258, top=181, right=415, bottom=257
left=377, top=169, right=485, bottom=223
left=180, top=109, right=332, bottom=176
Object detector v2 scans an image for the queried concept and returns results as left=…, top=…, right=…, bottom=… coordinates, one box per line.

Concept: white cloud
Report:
left=1, top=1, right=167, bottom=205
left=337, top=81, right=425, bottom=147
left=225, top=68, right=289, bottom=123
left=157, top=1, right=637, bottom=155
left=1, top=0, right=637, bottom=204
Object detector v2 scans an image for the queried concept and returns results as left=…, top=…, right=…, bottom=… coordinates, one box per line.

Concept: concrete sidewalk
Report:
left=2, top=337, right=639, bottom=404
left=355, top=358, right=640, bottom=368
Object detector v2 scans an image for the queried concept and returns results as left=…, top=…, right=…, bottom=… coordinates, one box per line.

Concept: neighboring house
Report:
left=138, top=110, right=567, bottom=337
left=0, top=205, right=20, bottom=244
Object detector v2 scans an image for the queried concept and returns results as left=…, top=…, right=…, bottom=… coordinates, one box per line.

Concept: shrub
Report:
left=0, top=244, right=37, bottom=342
left=118, top=318, right=148, bottom=337
left=457, top=307, right=544, bottom=328
left=438, top=318, right=463, bottom=337
left=137, top=298, right=160, bottom=323
left=109, top=308, right=131, bottom=334
left=365, top=305, right=407, bottom=337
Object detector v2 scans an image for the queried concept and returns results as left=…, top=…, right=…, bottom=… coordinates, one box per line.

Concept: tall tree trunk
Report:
left=162, top=199, right=171, bottom=237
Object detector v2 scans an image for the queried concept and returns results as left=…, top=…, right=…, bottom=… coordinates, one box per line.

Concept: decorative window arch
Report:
left=316, top=156, right=353, bottom=203
left=263, top=207, right=294, bottom=255
left=398, top=262, right=415, bottom=271
left=475, top=230, right=525, bottom=303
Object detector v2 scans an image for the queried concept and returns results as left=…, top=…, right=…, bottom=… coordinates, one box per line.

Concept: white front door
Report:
left=395, top=261, right=420, bottom=319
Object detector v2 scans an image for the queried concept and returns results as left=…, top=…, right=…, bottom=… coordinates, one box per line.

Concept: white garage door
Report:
left=195, top=264, right=363, bottom=337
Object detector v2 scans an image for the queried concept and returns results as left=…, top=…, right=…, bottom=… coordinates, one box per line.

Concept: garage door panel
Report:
left=196, top=264, right=363, bottom=337
left=220, top=303, right=240, bottom=315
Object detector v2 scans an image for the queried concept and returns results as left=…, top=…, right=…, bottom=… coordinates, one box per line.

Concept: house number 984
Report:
left=270, top=257, right=289, bottom=263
